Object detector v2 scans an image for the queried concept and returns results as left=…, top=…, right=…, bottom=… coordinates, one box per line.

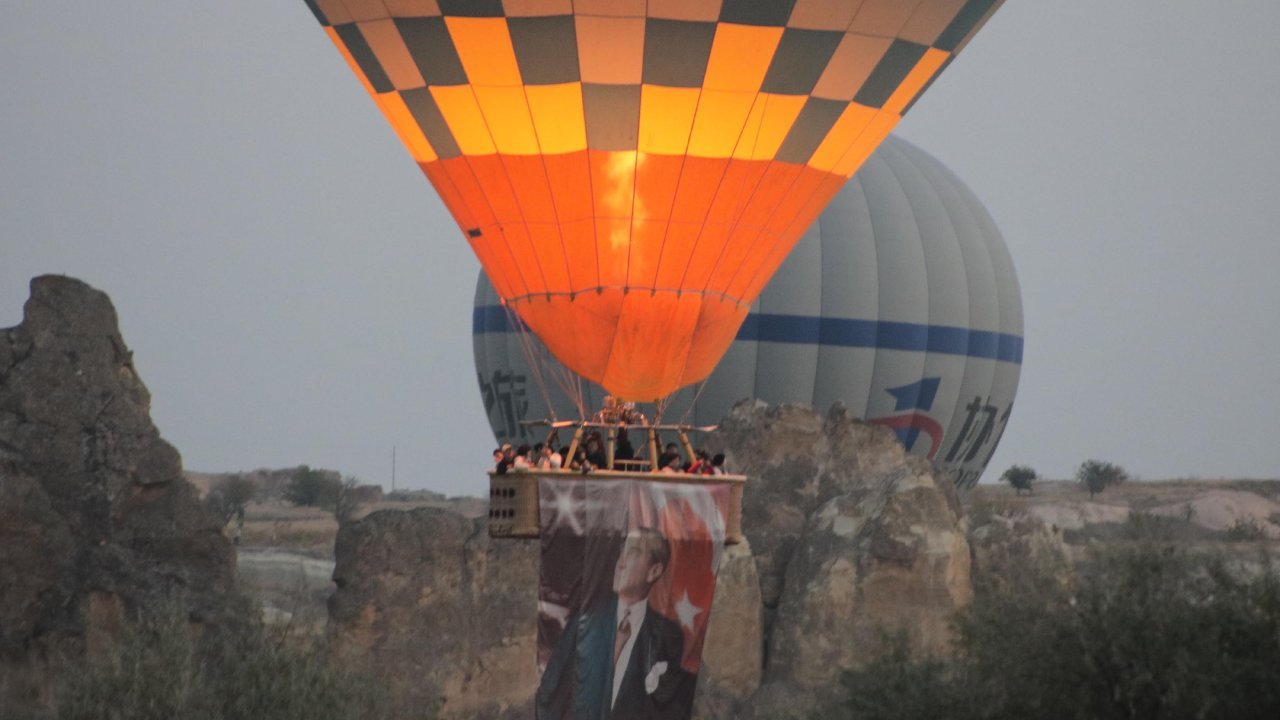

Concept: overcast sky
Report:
left=4, top=2, right=1278, bottom=494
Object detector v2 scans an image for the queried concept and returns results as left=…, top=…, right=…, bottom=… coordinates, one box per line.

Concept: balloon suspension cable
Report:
left=653, top=395, right=671, bottom=426
left=501, top=302, right=586, bottom=423
left=677, top=380, right=712, bottom=427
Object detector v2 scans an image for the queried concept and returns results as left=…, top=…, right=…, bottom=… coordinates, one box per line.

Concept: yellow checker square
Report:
left=373, top=92, right=438, bottom=162
left=787, top=0, right=861, bottom=31
left=473, top=85, right=540, bottom=155
left=524, top=83, right=587, bottom=154
left=648, top=0, right=721, bottom=22
left=831, top=109, right=898, bottom=176
left=899, top=0, right=968, bottom=46
left=688, top=89, right=756, bottom=159
left=382, top=0, right=441, bottom=16
left=502, top=0, right=572, bottom=17
left=703, top=23, right=783, bottom=93
left=812, top=33, right=894, bottom=101
left=732, top=92, right=807, bottom=161
left=573, top=0, right=646, bottom=17
left=638, top=85, right=700, bottom=155
left=575, top=15, right=645, bottom=85
left=314, top=0, right=354, bottom=25
left=430, top=85, right=497, bottom=155
left=849, top=1, right=917, bottom=38
left=882, top=47, right=950, bottom=114
left=358, top=19, right=426, bottom=90
left=446, top=17, right=522, bottom=87
left=341, top=0, right=391, bottom=22
left=807, top=102, right=876, bottom=172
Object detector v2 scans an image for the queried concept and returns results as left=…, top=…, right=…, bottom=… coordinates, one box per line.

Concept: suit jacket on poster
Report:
left=536, top=596, right=691, bottom=720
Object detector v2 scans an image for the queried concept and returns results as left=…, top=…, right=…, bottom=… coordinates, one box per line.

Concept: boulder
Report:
left=0, top=276, right=236, bottom=715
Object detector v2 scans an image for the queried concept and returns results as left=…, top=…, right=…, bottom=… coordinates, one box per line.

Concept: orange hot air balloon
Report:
left=303, top=0, right=1003, bottom=401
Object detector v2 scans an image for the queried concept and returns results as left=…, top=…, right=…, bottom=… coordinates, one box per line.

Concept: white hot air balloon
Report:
left=474, top=135, right=1022, bottom=490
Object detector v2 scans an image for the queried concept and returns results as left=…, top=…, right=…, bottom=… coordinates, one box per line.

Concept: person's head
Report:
left=501, top=443, right=514, bottom=459
left=665, top=453, right=684, bottom=471
left=711, top=453, right=725, bottom=468
left=613, top=528, right=670, bottom=603
left=540, top=445, right=552, bottom=458
left=534, top=442, right=544, bottom=455
left=664, top=442, right=679, bottom=454
left=517, top=444, right=531, bottom=458
left=493, top=448, right=504, bottom=463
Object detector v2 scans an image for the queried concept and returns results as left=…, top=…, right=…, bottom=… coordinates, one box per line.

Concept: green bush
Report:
left=835, top=544, right=1280, bottom=720
left=58, top=603, right=391, bottom=720
left=999, top=465, right=1037, bottom=495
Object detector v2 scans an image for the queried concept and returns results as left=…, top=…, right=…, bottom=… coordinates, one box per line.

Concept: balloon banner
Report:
left=536, top=477, right=730, bottom=720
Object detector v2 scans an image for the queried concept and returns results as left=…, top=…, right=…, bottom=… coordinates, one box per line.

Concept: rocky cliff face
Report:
left=328, top=508, right=540, bottom=719
left=328, top=402, right=971, bottom=719
left=0, top=276, right=236, bottom=715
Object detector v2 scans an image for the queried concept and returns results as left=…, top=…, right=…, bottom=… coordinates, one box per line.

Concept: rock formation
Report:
left=328, top=508, right=541, bottom=719
left=0, top=276, right=236, bottom=715
left=720, top=402, right=971, bottom=718
left=328, top=401, right=971, bottom=719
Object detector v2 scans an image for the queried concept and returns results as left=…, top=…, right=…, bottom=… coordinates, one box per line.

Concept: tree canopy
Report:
left=1076, top=459, right=1129, bottom=499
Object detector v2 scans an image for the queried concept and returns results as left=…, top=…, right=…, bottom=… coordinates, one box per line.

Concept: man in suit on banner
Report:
left=537, top=527, right=690, bottom=720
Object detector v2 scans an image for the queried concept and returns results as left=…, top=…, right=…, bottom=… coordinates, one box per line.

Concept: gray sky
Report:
left=4, top=2, right=1278, bottom=494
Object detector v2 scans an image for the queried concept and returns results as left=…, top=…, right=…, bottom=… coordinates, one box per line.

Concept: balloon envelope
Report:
left=306, top=0, right=1005, bottom=399
left=474, top=135, right=1022, bottom=489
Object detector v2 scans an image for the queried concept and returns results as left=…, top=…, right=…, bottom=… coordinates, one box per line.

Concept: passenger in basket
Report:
left=615, top=430, right=636, bottom=462
left=496, top=444, right=516, bottom=475
left=515, top=444, right=534, bottom=469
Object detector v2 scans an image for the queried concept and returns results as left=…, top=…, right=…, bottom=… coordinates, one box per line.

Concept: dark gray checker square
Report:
left=934, top=0, right=1000, bottom=52
left=303, top=0, right=328, bottom=26
left=509, top=16, right=580, bottom=86
left=401, top=87, right=462, bottom=159
left=853, top=40, right=927, bottom=109
left=396, top=17, right=469, bottom=86
left=582, top=84, right=641, bottom=152
left=760, top=28, right=843, bottom=95
left=775, top=97, right=846, bottom=164
left=334, top=24, right=393, bottom=94
left=643, top=20, right=716, bottom=88
left=720, top=0, right=798, bottom=27
left=437, top=0, right=505, bottom=17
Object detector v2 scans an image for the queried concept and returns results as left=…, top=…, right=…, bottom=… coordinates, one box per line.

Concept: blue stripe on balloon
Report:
left=473, top=306, right=1023, bottom=364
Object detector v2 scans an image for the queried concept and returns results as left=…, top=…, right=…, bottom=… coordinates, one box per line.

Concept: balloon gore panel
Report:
left=308, top=0, right=1004, bottom=399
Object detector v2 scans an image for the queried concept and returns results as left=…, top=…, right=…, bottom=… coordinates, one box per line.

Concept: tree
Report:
left=204, top=473, right=257, bottom=524
left=284, top=466, right=342, bottom=509
left=835, top=545, right=1280, bottom=720
left=1076, top=459, right=1128, bottom=499
left=333, top=476, right=363, bottom=523
left=1000, top=464, right=1037, bottom=495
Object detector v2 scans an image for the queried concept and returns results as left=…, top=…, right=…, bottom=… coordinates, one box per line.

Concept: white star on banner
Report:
left=543, top=480, right=584, bottom=535
left=673, top=590, right=703, bottom=631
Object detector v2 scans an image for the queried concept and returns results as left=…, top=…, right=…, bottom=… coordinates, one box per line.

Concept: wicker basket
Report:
left=488, top=470, right=746, bottom=544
